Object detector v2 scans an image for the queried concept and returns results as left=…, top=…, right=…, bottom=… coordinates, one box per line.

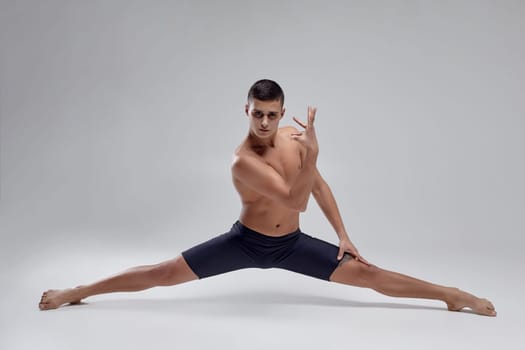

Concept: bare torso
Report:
left=232, top=126, right=305, bottom=236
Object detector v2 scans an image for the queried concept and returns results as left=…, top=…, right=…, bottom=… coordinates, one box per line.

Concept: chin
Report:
left=258, top=131, right=274, bottom=138
left=252, top=129, right=272, bottom=137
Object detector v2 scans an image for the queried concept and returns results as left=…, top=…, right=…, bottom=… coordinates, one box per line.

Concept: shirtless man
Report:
left=39, top=79, right=496, bottom=316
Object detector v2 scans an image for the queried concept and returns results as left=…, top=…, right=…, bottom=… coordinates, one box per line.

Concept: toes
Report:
left=39, top=302, right=55, bottom=310
left=483, top=299, right=495, bottom=310
left=487, top=305, right=497, bottom=315
left=480, top=301, right=496, bottom=316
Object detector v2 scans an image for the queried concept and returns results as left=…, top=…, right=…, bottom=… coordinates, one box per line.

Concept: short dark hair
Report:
left=247, top=79, right=284, bottom=106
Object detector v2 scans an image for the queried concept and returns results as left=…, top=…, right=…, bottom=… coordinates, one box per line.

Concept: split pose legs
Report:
left=39, top=253, right=496, bottom=316
left=39, top=80, right=496, bottom=317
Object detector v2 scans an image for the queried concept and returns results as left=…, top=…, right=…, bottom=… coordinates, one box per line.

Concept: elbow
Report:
left=286, top=196, right=306, bottom=212
left=290, top=203, right=307, bottom=213
left=286, top=189, right=311, bottom=212
left=287, top=199, right=305, bottom=212
left=299, top=196, right=312, bottom=212
left=291, top=197, right=309, bottom=213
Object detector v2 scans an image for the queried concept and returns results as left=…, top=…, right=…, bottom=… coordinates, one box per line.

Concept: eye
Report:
left=252, top=111, right=263, bottom=118
left=268, top=113, right=278, bottom=120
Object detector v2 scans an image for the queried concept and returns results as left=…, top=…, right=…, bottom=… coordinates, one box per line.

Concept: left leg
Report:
left=329, top=259, right=496, bottom=316
left=275, top=231, right=496, bottom=316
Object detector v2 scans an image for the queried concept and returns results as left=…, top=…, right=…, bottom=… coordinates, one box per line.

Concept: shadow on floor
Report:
left=59, top=290, right=445, bottom=316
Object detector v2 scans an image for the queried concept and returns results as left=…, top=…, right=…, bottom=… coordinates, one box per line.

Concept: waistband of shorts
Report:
left=234, top=220, right=301, bottom=240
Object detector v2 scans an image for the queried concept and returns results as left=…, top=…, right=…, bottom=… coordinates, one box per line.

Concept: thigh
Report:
left=276, top=232, right=343, bottom=281
left=181, top=229, right=256, bottom=279
left=154, top=255, right=200, bottom=286
left=328, top=257, right=374, bottom=286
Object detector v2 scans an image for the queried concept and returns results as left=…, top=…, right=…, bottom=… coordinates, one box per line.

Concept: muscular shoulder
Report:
left=231, top=147, right=261, bottom=176
left=231, top=141, right=257, bottom=173
left=278, top=125, right=300, bottom=135
left=277, top=125, right=306, bottom=155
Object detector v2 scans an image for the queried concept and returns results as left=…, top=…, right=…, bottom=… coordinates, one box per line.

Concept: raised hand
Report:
left=291, top=106, right=318, bottom=155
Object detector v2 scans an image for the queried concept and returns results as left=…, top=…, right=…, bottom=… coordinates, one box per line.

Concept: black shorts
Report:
left=181, top=221, right=349, bottom=281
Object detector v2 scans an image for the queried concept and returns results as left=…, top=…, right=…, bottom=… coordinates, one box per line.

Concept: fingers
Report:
left=337, top=247, right=345, bottom=260
left=293, top=106, right=317, bottom=129
left=359, top=258, right=371, bottom=266
left=307, top=106, right=317, bottom=125
left=293, top=116, right=307, bottom=129
left=342, top=247, right=370, bottom=266
left=356, top=254, right=371, bottom=266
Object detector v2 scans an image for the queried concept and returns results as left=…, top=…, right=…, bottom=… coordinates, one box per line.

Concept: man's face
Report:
left=245, top=98, right=285, bottom=138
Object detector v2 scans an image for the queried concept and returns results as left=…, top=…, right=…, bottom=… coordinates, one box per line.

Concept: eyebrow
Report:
left=253, top=109, right=280, bottom=114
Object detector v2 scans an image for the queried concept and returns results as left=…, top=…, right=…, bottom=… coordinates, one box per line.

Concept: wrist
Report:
left=305, top=148, right=318, bottom=163
left=338, top=232, right=349, bottom=241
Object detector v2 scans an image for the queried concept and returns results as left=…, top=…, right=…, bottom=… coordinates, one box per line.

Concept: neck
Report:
left=247, top=130, right=276, bottom=155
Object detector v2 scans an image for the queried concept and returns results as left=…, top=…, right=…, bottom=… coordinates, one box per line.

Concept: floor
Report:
left=2, top=242, right=523, bottom=350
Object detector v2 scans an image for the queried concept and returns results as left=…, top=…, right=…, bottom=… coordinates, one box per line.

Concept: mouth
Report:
left=259, top=129, right=270, bottom=133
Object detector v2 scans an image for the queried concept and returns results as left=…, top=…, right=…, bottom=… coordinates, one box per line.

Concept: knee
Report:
left=331, top=259, right=382, bottom=287
left=149, top=259, right=182, bottom=286
left=353, top=262, right=381, bottom=286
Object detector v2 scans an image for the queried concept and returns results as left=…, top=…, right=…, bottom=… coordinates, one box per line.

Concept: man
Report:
left=39, top=79, right=496, bottom=316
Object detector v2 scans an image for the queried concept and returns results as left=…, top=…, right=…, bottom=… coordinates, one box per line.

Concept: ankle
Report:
left=442, top=287, right=460, bottom=303
left=73, top=285, right=88, bottom=300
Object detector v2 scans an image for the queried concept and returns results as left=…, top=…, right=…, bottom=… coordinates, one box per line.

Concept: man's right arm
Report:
left=231, top=149, right=317, bottom=212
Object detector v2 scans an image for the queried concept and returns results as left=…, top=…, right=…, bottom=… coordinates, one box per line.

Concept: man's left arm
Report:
left=312, top=168, right=370, bottom=265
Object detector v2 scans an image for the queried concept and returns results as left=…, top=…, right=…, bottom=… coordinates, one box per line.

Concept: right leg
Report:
left=39, top=255, right=198, bottom=310
left=39, top=222, right=258, bottom=310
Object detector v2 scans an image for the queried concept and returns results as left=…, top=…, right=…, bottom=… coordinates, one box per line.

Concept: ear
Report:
left=280, top=107, right=286, bottom=119
left=245, top=104, right=249, bottom=116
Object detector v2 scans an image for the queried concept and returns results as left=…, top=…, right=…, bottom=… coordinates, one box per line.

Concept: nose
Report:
left=261, top=116, right=269, bottom=128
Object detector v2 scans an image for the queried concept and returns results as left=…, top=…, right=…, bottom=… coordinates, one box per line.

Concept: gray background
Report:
left=1, top=1, right=524, bottom=349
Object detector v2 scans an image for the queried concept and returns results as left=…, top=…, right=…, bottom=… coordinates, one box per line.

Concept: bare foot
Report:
left=446, top=288, right=497, bottom=316
left=39, top=287, right=83, bottom=310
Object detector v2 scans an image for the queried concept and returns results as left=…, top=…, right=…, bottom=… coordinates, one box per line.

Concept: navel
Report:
left=275, top=224, right=280, bottom=228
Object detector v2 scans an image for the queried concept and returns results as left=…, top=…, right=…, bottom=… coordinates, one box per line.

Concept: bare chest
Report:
left=261, top=145, right=303, bottom=183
